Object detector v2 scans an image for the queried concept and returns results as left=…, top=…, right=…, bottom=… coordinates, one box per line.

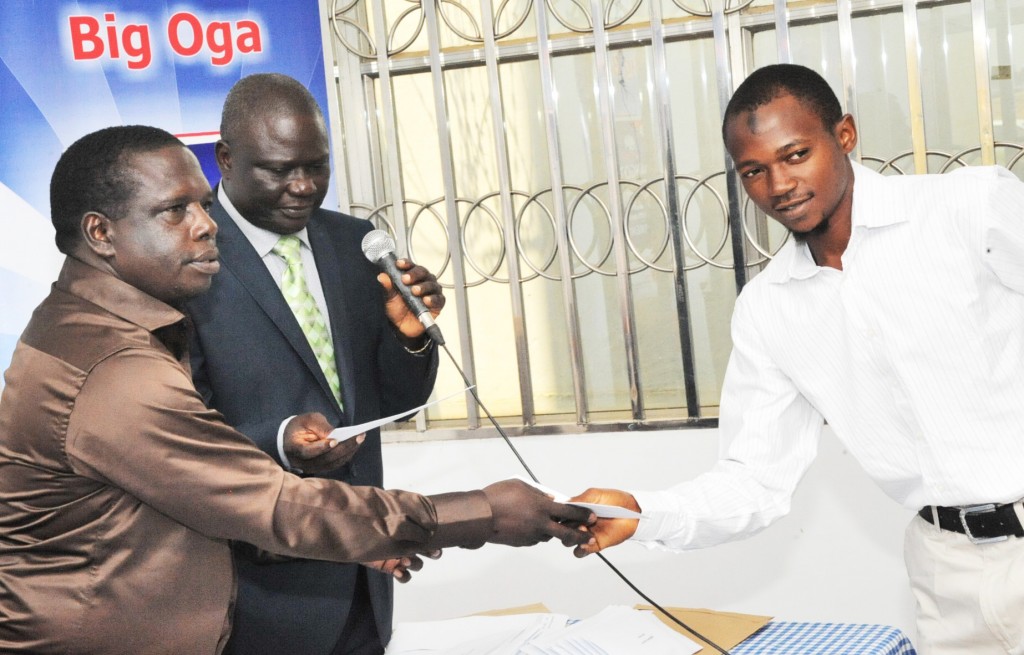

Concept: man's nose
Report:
left=767, top=168, right=796, bottom=196
left=287, top=169, right=318, bottom=196
left=192, top=203, right=218, bottom=240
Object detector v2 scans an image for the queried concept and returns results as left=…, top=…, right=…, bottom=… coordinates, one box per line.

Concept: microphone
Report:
left=361, top=229, right=445, bottom=345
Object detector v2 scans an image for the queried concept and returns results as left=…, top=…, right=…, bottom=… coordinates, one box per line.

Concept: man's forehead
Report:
left=727, top=95, right=821, bottom=139
left=741, top=110, right=762, bottom=136
left=235, top=116, right=330, bottom=166
left=127, top=146, right=211, bottom=195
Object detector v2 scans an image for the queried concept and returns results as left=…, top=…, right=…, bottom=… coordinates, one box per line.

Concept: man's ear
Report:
left=81, top=211, right=116, bottom=259
left=835, top=113, right=858, bottom=154
left=214, top=140, right=231, bottom=178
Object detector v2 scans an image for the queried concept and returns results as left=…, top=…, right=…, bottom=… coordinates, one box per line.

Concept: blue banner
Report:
left=0, top=0, right=334, bottom=383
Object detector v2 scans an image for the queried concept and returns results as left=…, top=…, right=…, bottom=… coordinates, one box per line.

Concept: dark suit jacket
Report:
left=184, top=199, right=438, bottom=655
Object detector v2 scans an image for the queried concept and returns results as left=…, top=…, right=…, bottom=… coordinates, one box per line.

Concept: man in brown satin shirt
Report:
left=0, top=125, right=594, bottom=655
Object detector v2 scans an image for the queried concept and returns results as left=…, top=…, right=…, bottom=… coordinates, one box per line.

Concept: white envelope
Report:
left=327, top=387, right=472, bottom=442
left=515, top=476, right=644, bottom=520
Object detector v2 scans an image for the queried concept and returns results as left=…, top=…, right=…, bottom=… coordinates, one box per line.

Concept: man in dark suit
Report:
left=185, top=73, right=442, bottom=655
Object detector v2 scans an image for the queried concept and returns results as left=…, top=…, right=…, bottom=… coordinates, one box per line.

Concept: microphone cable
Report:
left=438, top=341, right=733, bottom=655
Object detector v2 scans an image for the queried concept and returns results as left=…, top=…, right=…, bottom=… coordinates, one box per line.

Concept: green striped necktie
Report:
left=272, top=235, right=342, bottom=407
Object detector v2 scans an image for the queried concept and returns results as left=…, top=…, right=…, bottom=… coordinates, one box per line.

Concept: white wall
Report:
left=382, top=426, right=918, bottom=639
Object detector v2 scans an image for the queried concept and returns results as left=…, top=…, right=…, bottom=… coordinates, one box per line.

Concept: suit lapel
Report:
left=211, top=200, right=339, bottom=407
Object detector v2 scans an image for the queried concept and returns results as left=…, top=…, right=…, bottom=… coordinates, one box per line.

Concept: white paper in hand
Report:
left=327, top=387, right=473, bottom=443
left=515, top=476, right=643, bottom=520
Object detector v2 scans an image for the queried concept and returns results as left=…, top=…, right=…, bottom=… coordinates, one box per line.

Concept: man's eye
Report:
left=788, top=149, right=809, bottom=162
left=741, top=168, right=761, bottom=179
left=161, top=205, right=189, bottom=222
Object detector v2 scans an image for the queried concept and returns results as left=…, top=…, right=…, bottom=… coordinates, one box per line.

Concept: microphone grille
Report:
left=361, top=229, right=396, bottom=263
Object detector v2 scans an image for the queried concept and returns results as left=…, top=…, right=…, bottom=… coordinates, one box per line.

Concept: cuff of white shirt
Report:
left=629, top=490, right=687, bottom=552
left=276, top=416, right=304, bottom=475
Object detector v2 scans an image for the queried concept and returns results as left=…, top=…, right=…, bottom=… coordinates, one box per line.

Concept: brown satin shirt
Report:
left=0, top=257, right=492, bottom=654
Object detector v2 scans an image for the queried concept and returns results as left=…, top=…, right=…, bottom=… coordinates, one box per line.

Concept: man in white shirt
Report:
left=570, top=63, right=1024, bottom=655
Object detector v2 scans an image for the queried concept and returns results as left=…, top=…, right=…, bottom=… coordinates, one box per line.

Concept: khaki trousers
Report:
left=905, top=509, right=1024, bottom=655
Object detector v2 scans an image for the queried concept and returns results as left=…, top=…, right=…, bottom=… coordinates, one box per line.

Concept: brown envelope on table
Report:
left=635, top=605, right=772, bottom=655
left=476, top=603, right=770, bottom=654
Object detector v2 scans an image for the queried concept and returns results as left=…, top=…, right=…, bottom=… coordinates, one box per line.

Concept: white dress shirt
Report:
left=633, top=161, right=1024, bottom=551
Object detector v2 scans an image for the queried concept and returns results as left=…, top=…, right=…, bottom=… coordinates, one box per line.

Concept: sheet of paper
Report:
left=521, top=605, right=701, bottom=655
left=515, top=477, right=644, bottom=520
left=387, top=607, right=700, bottom=655
left=385, top=613, right=569, bottom=654
left=327, top=386, right=473, bottom=443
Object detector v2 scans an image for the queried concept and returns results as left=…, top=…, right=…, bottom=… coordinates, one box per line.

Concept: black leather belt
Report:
left=918, top=503, right=1024, bottom=544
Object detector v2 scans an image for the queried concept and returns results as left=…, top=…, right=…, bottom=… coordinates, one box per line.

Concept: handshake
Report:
left=363, top=480, right=645, bottom=583
left=283, top=413, right=643, bottom=580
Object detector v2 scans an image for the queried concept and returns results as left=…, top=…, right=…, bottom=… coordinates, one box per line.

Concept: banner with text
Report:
left=0, top=0, right=334, bottom=383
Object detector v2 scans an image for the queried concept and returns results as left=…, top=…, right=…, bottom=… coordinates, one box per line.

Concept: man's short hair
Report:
left=50, top=125, right=183, bottom=254
left=219, top=73, right=324, bottom=143
left=722, top=63, right=843, bottom=138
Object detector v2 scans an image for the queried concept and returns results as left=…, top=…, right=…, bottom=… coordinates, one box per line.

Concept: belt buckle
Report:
left=959, top=504, right=1009, bottom=545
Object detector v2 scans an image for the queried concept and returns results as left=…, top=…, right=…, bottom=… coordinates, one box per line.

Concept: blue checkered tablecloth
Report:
left=732, top=622, right=917, bottom=655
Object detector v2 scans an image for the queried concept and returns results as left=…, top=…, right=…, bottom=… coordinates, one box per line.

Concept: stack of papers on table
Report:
left=384, top=612, right=567, bottom=655
left=385, top=605, right=701, bottom=654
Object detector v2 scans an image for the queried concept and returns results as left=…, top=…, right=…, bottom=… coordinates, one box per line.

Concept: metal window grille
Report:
left=322, top=0, right=1024, bottom=437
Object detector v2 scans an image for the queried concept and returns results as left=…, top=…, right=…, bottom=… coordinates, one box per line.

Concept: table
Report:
left=732, top=622, right=917, bottom=655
